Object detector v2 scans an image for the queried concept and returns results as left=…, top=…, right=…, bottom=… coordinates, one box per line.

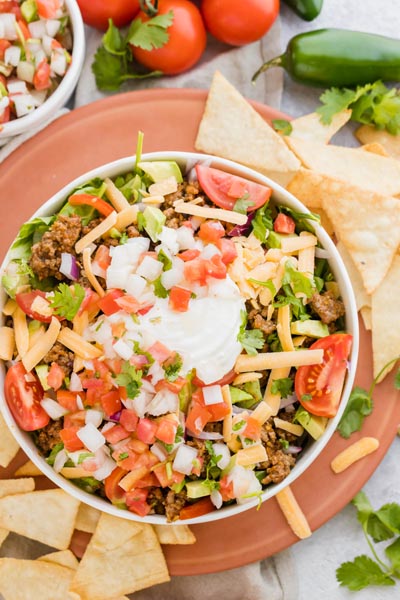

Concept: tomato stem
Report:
left=139, top=0, right=158, bottom=17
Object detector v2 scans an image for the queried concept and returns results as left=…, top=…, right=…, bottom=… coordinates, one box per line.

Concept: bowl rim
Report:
left=0, top=151, right=359, bottom=525
left=0, top=0, right=85, bottom=139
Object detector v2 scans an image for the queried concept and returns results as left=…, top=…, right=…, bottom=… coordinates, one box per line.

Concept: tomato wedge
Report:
left=16, top=290, right=52, bottom=323
left=104, top=466, right=128, bottom=503
left=295, top=333, right=353, bottom=418
left=4, top=363, right=48, bottom=431
left=196, top=165, right=271, bottom=211
left=68, top=194, right=114, bottom=217
left=179, top=497, right=215, bottom=520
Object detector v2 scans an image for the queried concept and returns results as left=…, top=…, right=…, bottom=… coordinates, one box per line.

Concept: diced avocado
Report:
left=21, top=0, right=38, bottom=22
left=325, top=281, right=340, bottom=298
left=243, top=380, right=262, bottom=403
left=137, top=161, right=183, bottom=183
left=229, top=386, right=253, bottom=404
left=290, top=319, right=329, bottom=338
left=185, top=480, right=211, bottom=499
left=295, top=406, right=328, bottom=440
left=35, top=365, right=50, bottom=391
left=142, top=206, right=166, bottom=243
left=0, top=82, right=7, bottom=97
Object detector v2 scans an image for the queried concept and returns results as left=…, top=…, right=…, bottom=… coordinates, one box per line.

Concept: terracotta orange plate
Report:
left=0, top=89, right=399, bottom=575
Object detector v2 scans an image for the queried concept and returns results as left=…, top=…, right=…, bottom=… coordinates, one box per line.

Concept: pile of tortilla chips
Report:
left=195, top=71, right=400, bottom=382
left=0, top=421, right=195, bottom=600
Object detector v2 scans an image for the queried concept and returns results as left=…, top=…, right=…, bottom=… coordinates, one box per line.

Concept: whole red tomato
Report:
left=130, top=0, right=207, bottom=75
left=77, top=0, right=140, bottom=30
left=201, top=0, right=280, bottom=46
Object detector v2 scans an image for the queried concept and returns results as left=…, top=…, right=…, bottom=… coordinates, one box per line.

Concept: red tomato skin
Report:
left=295, top=333, right=353, bottom=418
left=196, top=165, right=271, bottom=211
left=77, top=0, right=140, bottom=30
left=201, top=0, right=279, bottom=46
left=169, top=286, right=191, bottom=312
left=104, top=466, right=128, bottom=503
left=4, top=363, right=48, bottom=431
left=97, top=290, right=125, bottom=315
left=16, top=290, right=52, bottom=323
left=47, top=363, right=64, bottom=391
left=130, top=0, right=207, bottom=75
left=274, top=213, right=296, bottom=234
left=60, top=426, right=84, bottom=452
left=179, top=496, right=215, bottom=520
left=33, top=59, right=51, bottom=91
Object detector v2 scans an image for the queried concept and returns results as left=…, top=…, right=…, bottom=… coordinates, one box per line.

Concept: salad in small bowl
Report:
left=0, top=148, right=358, bottom=524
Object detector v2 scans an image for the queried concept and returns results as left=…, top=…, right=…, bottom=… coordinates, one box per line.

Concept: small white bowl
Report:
left=0, top=152, right=359, bottom=525
left=0, top=0, right=85, bottom=145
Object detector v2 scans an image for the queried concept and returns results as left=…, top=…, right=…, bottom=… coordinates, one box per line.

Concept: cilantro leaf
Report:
left=127, top=11, right=174, bottom=51
left=282, top=262, right=314, bottom=298
left=153, top=276, right=169, bottom=298
left=385, top=538, right=400, bottom=573
left=301, top=393, right=312, bottom=402
left=336, top=555, right=396, bottom=591
left=375, top=504, right=400, bottom=536
left=237, top=311, right=264, bottom=356
left=337, top=387, right=373, bottom=439
left=248, top=278, right=276, bottom=298
left=252, top=204, right=274, bottom=243
left=272, top=119, right=293, bottom=136
left=271, top=377, right=293, bottom=398
left=114, top=361, right=142, bottom=399
left=158, top=249, right=172, bottom=271
left=50, top=283, right=85, bottom=321
left=163, top=353, right=183, bottom=382
left=233, top=193, right=254, bottom=215
left=317, top=86, right=361, bottom=124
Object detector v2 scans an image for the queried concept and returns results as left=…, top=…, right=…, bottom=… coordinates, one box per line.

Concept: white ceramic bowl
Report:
left=0, top=0, right=85, bottom=144
left=0, top=152, right=359, bottom=524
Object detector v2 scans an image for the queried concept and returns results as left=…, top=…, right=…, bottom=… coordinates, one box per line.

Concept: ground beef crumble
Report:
left=29, top=215, right=82, bottom=280
left=148, top=487, right=188, bottom=521
left=310, top=290, right=345, bottom=324
left=260, top=420, right=297, bottom=485
left=163, top=181, right=205, bottom=228
left=43, top=341, right=74, bottom=378
left=35, top=420, right=62, bottom=456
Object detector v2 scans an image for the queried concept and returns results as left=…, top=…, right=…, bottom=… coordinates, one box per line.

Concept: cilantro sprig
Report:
left=114, top=361, right=142, bottom=399
left=237, top=310, right=264, bottom=356
left=338, top=356, right=400, bottom=439
left=92, top=13, right=174, bottom=91
left=317, top=81, right=400, bottom=135
left=271, top=377, right=293, bottom=398
left=50, top=283, right=85, bottom=321
left=337, top=491, right=400, bottom=591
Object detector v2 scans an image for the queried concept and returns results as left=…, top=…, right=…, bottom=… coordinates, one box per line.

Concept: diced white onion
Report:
left=125, top=273, right=147, bottom=298
left=85, top=409, right=104, bottom=429
left=106, top=267, right=129, bottom=290
left=136, top=256, right=163, bottom=281
left=314, top=247, right=331, bottom=259
left=12, top=94, right=35, bottom=118
left=76, top=394, right=84, bottom=410
left=54, top=449, right=68, bottom=473
left=51, top=49, right=67, bottom=76
left=0, top=96, right=9, bottom=112
left=0, top=14, right=17, bottom=40
left=45, top=19, right=61, bottom=37
left=4, top=45, right=20, bottom=67
left=90, top=262, right=106, bottom=279
left=113, top=338, right=133, bottom=360
left=211, top=489, right=223, bottom=509
left=40, top=397, right=69, bottom=420
left=202, top=385, right=224, bottom=406
left=69, top=372, right=83, bottom=392
left=77, top=423, right=106, bottom=453
left=93, top=457, right=117, bottom=481
left=129, top=390, right=152, bottom=418
left=29, top=19, right=46, bottom=39
left=212, top=443, right=231, bottom=470
left=42, top=34, right=54, bottom=56
left=33, top=49, right=47, bottom=67
left=16, top=61, right=35, bottom=84
left=158, top=227, right=179, bottom=255
left=147, top=360, right=165, bottom=386
left=7, top=79, right=28, bottom=94
left=201, top=244, right=220, bottom=260
left=176, top=226, right=196, bottom=250
left=146, top=389, right=178, bottom=416
left=100, top=422, right=115, bottom=434
left=173, top=444, right=198, bottom=475
left=150, top=442, right=168, bottom=461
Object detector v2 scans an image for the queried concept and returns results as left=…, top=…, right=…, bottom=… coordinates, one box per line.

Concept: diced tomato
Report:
left=82, top=377, right=104, bottom=390
left=103, top=425, right=130, bottom=444
left=78, top=289, right=100, bottom=317
left=115, top=294, right=140, bottom=314
left=110, top=321, right=126, bottom=339
left=0, top=40, right=11, bottom=60
left=147, top=341, right=172, bottom=364
left=60, top=426, right=84, bottom=452
left=137, top=304, right=154, bottom=316
left=136, top=418, right=158, bottom=444
left=155, top=377, right=187, bottom=394
left=126, top=488, right=151, bottom=517
left=135, top=472, right=159, bottom=488
left=36, top=0, right=61, bottom=19
left=169, top=286, right=191, bottom=312
left=191, top=388, right=230, bottom=422
left=56, top=390, right=80, bottom=413
left=97, top=289, right=125, bottom=315
left=0, top=105, right=10, bottom=125
left=118, top=452, right=139, bottom=471
left=274, top=213, right=296, bottom=234
left=104, top=359, right=122, bottom=375
left=0, top=1, right=21, bottom=17
left=184, top=258, right=207, bottom=285
left=94, top=245, right=111, bottom=269
left=198, top=221, right=225, bottom=243
left=205, top=254, right=227, bottom=279
left=193, top=368, right=236, bottom=388
left=243, top=416, right=261, bottom=440
left=129, top=353, right=150, bottom=369
left=185, top=403, right=212, bottom=435
left=63, top=410, right=86, bottom=429
left=120, top=409, right=139, bottom=432
left=16, top=290, right=53, bottom=323
left=219, top=475, right=235, bottom=501
left=104, top=466, right=128, bottom=503
left=101, top=391, right=122, bottom=417
left=156, top=417, right=178, bottom=445
left=191, top=456, right=204, bottom=477
left=92, top=358, right=111, bottom=379
left=46, top=363, right=64, bottom=391
left=178, top=249, right=201, bottom=262
left=85, top=386, right=102, bottom=407
left=179, top=497, right=215, bottom=520
left=216, top=238, right=237, bottom=265
left=153, top=463, right=185, bottom=488
left=68, top=193, right=114, bottom=217
left=17, top=18, right=30, bottom=40
left=33, top=58, right=51, bottom=91
left=127, top=438, right=148, bottom=453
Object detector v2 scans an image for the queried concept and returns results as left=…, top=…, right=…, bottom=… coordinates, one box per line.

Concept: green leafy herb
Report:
left=163, top=353, right=183, bottom=382
left=336, top=491, right=400, bottom=591
left=317, top=81, right=400, bottom=135
left=204, top=441, right=222, bottom=483
left=159, top=425, right=184, bottom=453
left=252, top=204, right=274, bottom=243
left=50, top=283, right=85, bottom=321
left=77, top=452, right=94, bottom=464
left=119, top=452, right=129, bottom=460
left=232, top=419, right=247, bottom=432
left=158, top=249, right=172, bottom=271
left=248, top=278, right=276, bottom=298
left=153, top=276, right=169, bottom=298
left=45, top=443, right=64, bottom=466
left=233, top=193, right=254, bottom=215
left=279, top=439, right=289, bottom=449
left=114, top=362, right=142, bottom=399
left=10, top=216, right=55, bottom=261
left=127, top=11, right=174, bottom=50
left=279, top=206, right=320, bottom=233
left=237, top=311, right=264, bottom=356
left=271, top=377, right=293, bottom=398
left=272, top=119, right=293, bottom=136
left=301, top=393, right=312, bottom=402
left=282, top=261, right=314, bottom=298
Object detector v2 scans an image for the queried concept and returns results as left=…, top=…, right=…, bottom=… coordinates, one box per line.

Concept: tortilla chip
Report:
left=39, top=550, right=79, bottom=571
left=360, top=142, right=389, bottom=157
left=0, top=529, right=8, bottom=548
left=320, top=180, right=400, bottom=294
left=336, top=242, right=370, bottom=311
left=75, top=502, right=101, bottom=533
left=0, top=477, right=35, bottom=497
left=195, top=71, right=300, bottom=182
left=288, top=109, right=351, bottom=144
left=286, top=168, right=330, bottom=209
left=0, top=412, right=20, bottom=468
left=14, top=459, right=43, bottom=477
left=372, top=254, right=400, bottom=381
left=154, top=523, right=196, bottom=545
left=285, top=137, right=400, bottom=196
left=0, top=557, right=74, bottom=600
left=0, top=489, right=80, bottom=550
left=361, top=306, right=372, bottom=331
left=70, top=513, right=170, bottom=600
left=356, top=125, right=400, bottom=161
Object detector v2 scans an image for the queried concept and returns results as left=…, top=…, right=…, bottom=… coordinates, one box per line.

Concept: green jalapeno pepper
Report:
left=252, top=29, right=400, bottom=88
left=283, top=0, right=323, bottom=21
